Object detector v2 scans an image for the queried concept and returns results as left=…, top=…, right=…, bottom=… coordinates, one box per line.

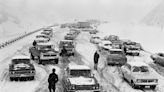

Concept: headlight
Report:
left=136, top=79, right=141, bottom=83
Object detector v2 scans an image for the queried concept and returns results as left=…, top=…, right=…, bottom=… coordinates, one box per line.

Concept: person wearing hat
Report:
left=48, top=68, right=59, bottom=92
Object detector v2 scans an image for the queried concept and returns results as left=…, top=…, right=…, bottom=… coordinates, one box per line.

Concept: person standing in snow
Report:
left=94, top=51, right=100, bottom=70
left=60, top=46, right=68, bottom=57
left=48, top=68, right=59, bottom=92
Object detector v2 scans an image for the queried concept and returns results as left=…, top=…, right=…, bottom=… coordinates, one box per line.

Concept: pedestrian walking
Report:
left=48, top=68, right=59, bottom=92
left=94, top=51, right=100, bottom=70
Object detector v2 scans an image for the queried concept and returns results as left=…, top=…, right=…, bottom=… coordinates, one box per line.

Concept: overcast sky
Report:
left=0, top=0, right=162, bottom=23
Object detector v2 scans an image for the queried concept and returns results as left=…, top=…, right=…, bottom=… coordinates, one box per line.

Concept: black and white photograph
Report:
left=0, top=0, right=164, bottom=92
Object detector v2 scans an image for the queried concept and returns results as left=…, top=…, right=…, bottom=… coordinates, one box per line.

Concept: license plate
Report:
left=145, top=86, right=150, bottom=88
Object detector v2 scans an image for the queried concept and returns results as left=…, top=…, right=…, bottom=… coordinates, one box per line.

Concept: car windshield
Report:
left=110, top=50, right=123, bottom=55
left=104, top=43, right=112, bottom=46
left=93, top=37, right=100, bottom=39
left=70, top=70, right=91, bottom=77
left=12, top=59, right=30, bottom=64
left=133, top=66, right=149, bottom=72
left=39, top=45, right=52, bottom=51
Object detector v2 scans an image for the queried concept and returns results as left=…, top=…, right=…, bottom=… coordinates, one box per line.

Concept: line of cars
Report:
left=60, top=23, right=101, bottom=92
left=89, top=33, right=159, bottom=90
left=8, top=27, right=55, bottom=81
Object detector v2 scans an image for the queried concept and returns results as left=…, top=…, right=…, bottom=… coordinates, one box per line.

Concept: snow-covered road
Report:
left=1, top=23, right=164, bottom=92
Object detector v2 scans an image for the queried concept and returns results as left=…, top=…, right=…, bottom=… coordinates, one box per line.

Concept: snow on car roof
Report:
left=12, top=55, right=30, bottom=60
left=35, top=37, right=48, bottom=40
left=68, top=63, right=91, bottom=70
left=101, top=40, right=112, bottom=44
left=61, top=40, right=73, bottom=42
left=127, top=61, right=148, bottom=67
left=37, top=42, right=53, bottom=46
left=110, top=48, right=122, bottom=51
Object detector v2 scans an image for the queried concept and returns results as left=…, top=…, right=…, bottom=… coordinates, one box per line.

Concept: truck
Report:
left=62, top=63, right=100, bottom=92
left=29, top=42, right=59, bottom=64
left=59, top=40, right=76, bottom=56
left=106, top=48, right=127, bottom=66
left=9, top=55, right=36, bottom=81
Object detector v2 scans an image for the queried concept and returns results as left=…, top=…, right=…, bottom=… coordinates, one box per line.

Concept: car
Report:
left=34, top=37, right=50, bottom=44
left=9, top=55, right=36, bottom=81
left=59, top=40, right=76, bottom=56
left=151, top=53, right=164, bottom=67
left=123, top=41, right=141, bottom=56
left=64, top=32, right=77, bottom=40
left=90, top=35, right=101, bottom=44
left=98, top=40, right=112, bottom=51
left=29, top=42, right=59, bottom=64
left=36, top=34, right=50, bottom=40
left=41, top=31, right=53, bottom=38
left=62, top=63, right=100, bottom=92
left=121, top=62, right=158, bottom=89
left=89, top=29, right=99, bottom=34
left=106, top=48, right=127, bottom=66
left=104, top=35, right=119, bottom=42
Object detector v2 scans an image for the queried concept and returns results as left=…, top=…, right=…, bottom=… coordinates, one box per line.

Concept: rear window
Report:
left=70, top=70, right=91, bottom=77
left=110, top=50, right=123, bottom=55
left=12, top=59, right=30, bottom=64
left=132, top=66, right=149, bottom=72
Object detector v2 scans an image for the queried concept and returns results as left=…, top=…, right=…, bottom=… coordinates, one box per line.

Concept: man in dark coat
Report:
left=94, top=51, right=100, bottom=70
left=60, top=46, right=68, bottom=57
left=48, top=68, right=59, bottom=92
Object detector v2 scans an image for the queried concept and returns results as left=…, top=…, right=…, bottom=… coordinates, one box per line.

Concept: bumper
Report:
left=9, top=73, right=35, bottom=78
left=134, top=82, right=158, bottom=86
left=40, top=58, right=59, bottom=64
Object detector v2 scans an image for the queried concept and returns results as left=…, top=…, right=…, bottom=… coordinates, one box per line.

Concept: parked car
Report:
left=62, top=63, right=100, bottom=92
left=98, top=40, right=112, bottom=51
left=106, top=48, right=127, bottom=66
left=34, top=37, right=50, bottom=44
left=29, top=42, right=59, bottom=64
left=36, top=34, right=50, bottom=39
left=121, top=62, right=158, bottom=89
left=122, top=41, right=141, bottom=56
left=64, top=32, right=77, bottom=40
left=9, top=55, right=36, bottom=81
left=104, top=35, right=119, bottom=42
left=151, top=53, right=164, bottom=66
left=89, top=29, right=99, bottom=34
left=59, top=40, right=76, bottom=56
left=90, top=35, right=101, bottom=44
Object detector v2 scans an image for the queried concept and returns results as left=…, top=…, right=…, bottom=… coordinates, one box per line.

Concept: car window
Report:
left=132, top=66, right=149, bottom=72
left=133, top=66, right=140, bottom=72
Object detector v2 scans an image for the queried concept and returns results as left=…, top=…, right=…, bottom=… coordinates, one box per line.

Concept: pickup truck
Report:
left=29, top=42, right=59, bottom=64
left=59, top=40, right=76, bottom=56
left=62, top=63, right=100, bottom=92
left=9, top=55, right=36, bottom=81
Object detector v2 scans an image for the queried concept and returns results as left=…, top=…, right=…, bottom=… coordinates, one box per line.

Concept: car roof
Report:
left=12, top=55, right=30, bottom=60
left=101, top=40, right=112, bottom=44
left=37, top=42, right=53, bottom=46
left=127, top=62, right=148, bottom=67
left=35, top=37, right=48, bottom=40
left=60, top=40, right=73, bottom=42
left=110, top=48, right=122, bottom=51
left=68, top=63, right=91, bottom=70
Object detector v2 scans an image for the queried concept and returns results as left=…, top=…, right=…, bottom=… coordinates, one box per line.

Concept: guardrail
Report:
left=0, top=24, right=58, bottom=50
left=0, top=28, right=43, bottom=49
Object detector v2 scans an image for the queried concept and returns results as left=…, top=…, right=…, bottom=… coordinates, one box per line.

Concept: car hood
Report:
left=68, top=76, right=95, bottom=85
left=132, top=72, right=157, bottom=79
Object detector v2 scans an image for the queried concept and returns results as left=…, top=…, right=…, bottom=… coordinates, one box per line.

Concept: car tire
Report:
left=31, top=54, right=34, bottom=60
left=131, top=81, right=137, bottom=89
left=150, top=85, right=156, bottom=89
left=10, top=77, right=14, bottom=81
